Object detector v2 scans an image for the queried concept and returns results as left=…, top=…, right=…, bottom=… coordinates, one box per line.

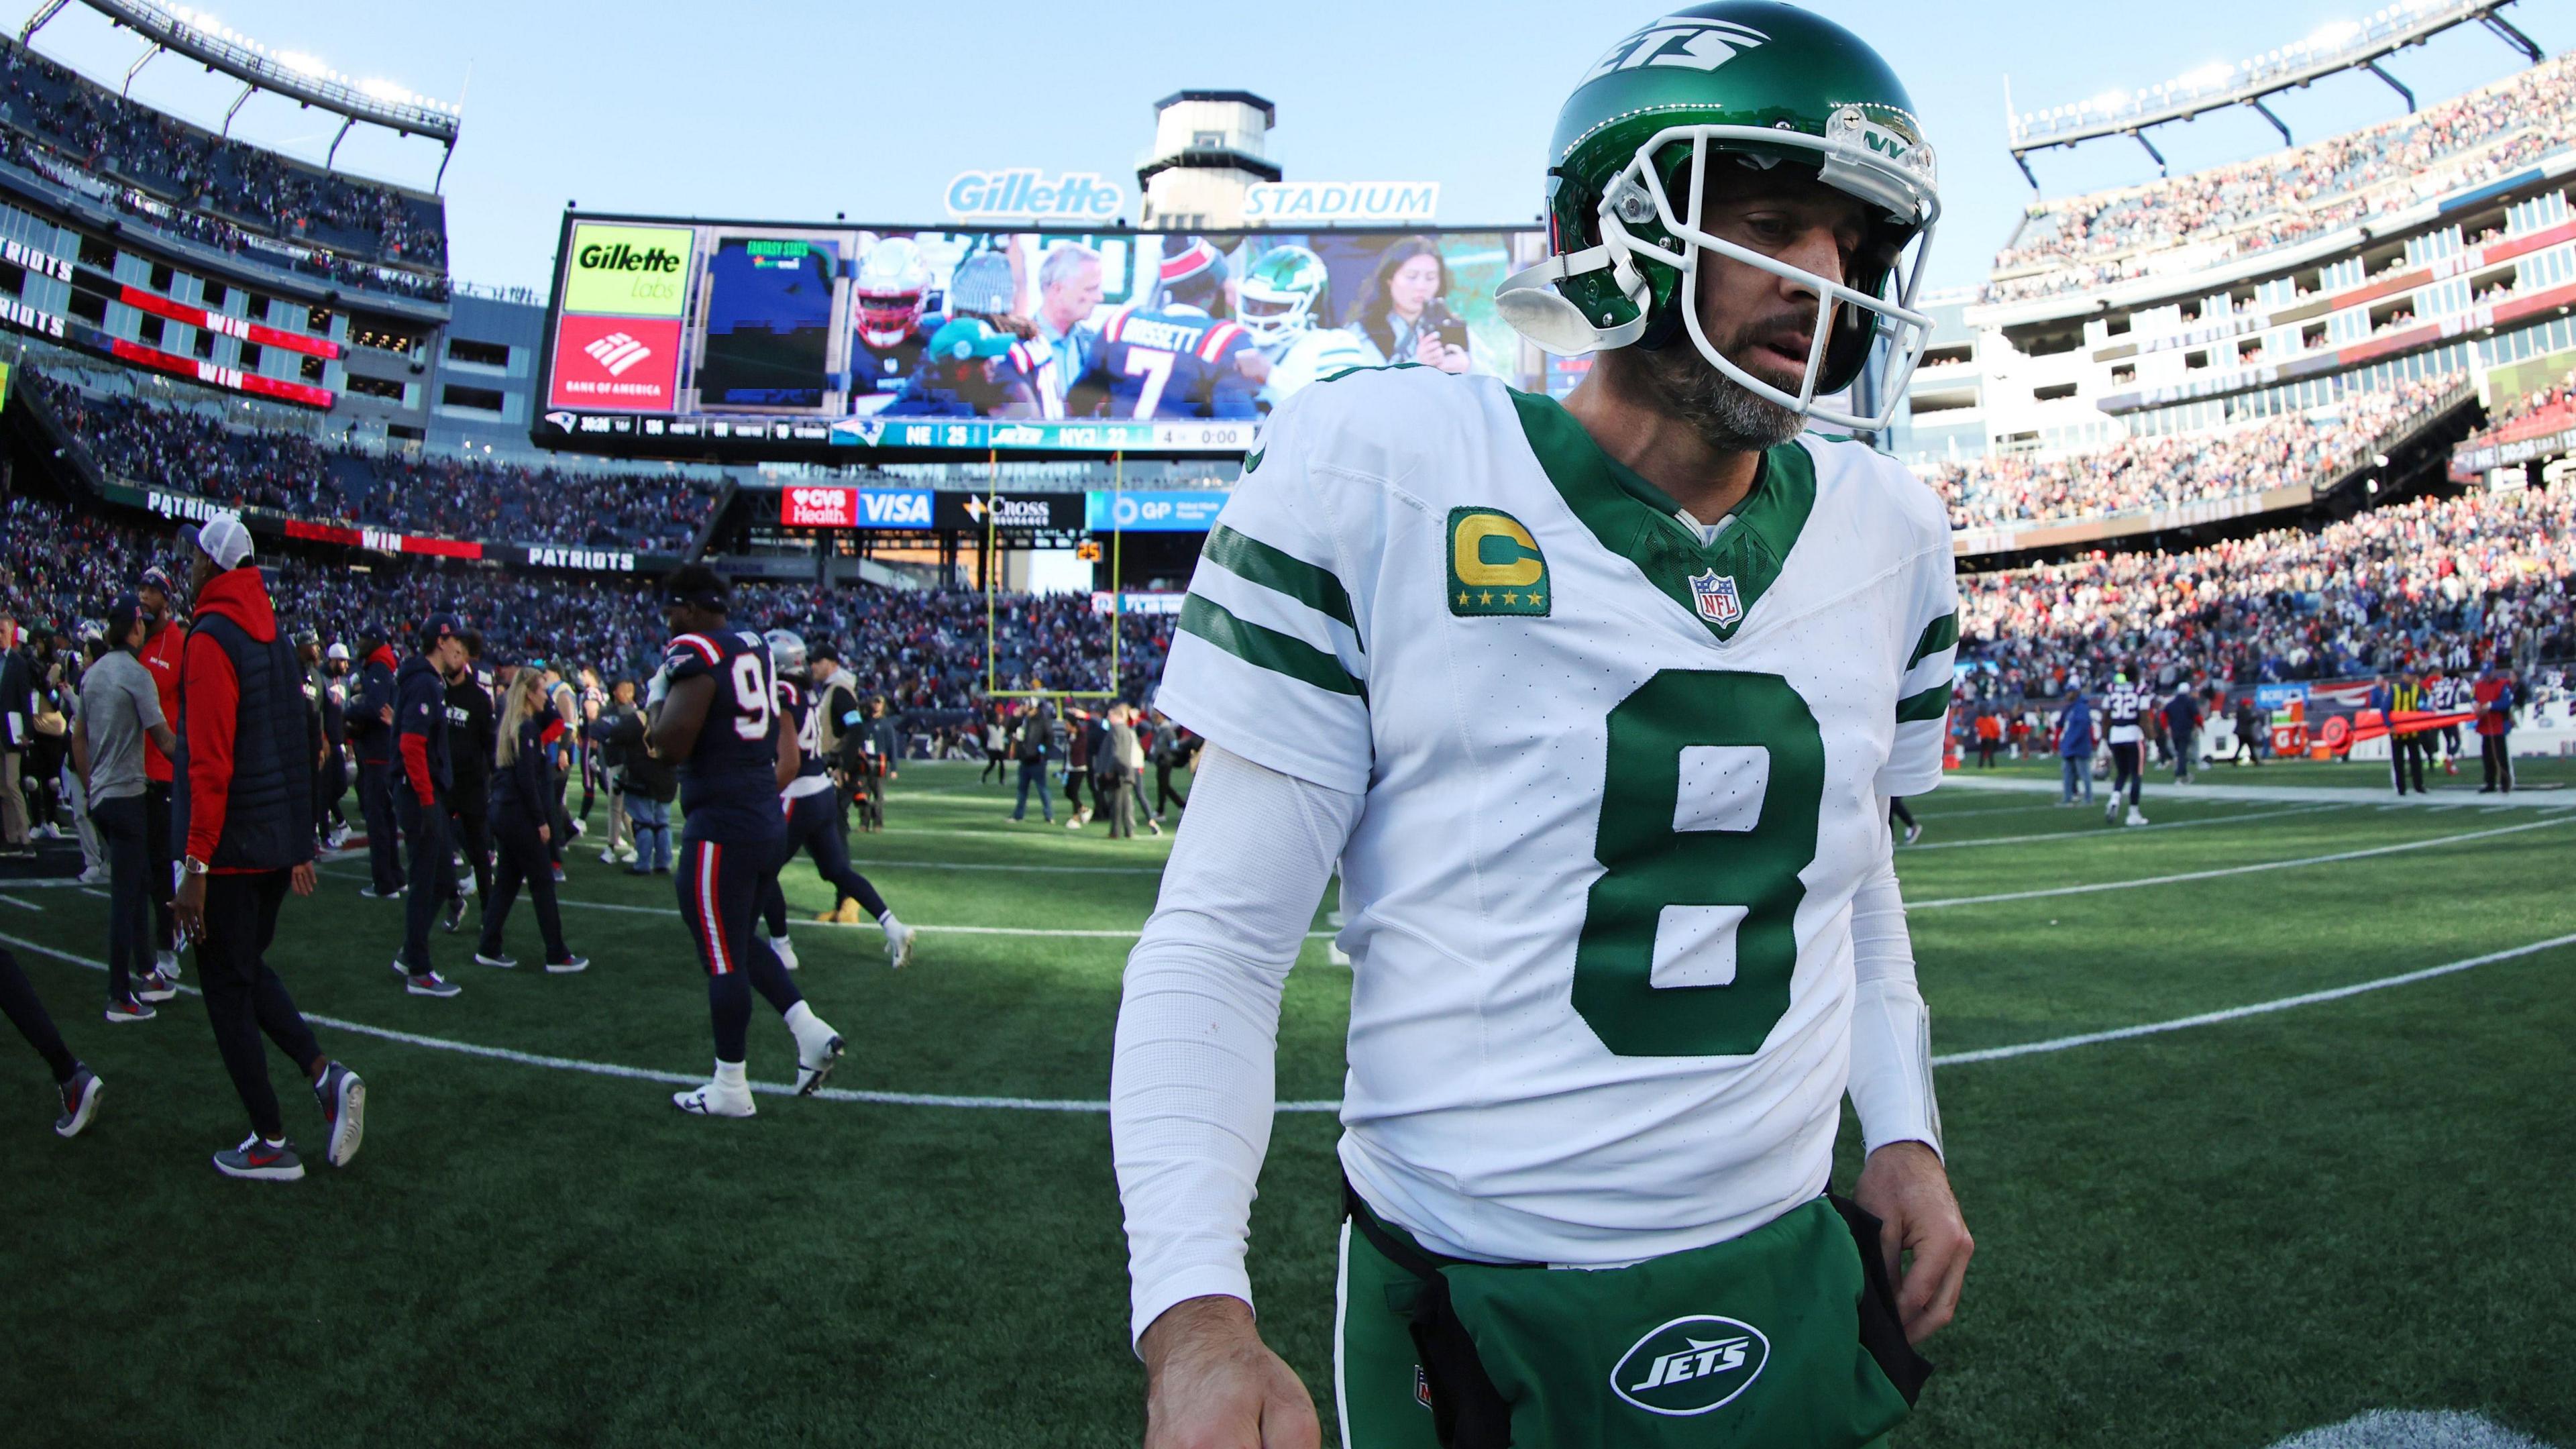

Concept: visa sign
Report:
left=1243, top=181, right=1440, bottom=225
left=1085, top=490, right=1228, bottom=533
left=781, top=487, right=933, bottom=530
left=945, top=169, right=1125, bottom=222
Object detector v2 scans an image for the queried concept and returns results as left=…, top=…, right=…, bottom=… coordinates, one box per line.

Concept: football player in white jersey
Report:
left=1112, top=5, right=1970, bottom=1446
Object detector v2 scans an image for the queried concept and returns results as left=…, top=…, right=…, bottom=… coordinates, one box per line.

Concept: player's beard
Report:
left=1633, top=324, right=1807, bottom=455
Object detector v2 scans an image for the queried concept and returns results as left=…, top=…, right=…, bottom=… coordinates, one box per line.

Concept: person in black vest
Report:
left=390, top=614, right=466, bottom=998
left=445, top=632, right=497, bottom=930
left=474, top=668, right=588, bottom=974
left=168, top=515, right=363, bottom=1181
left=347, top=625, right=403, bottom=897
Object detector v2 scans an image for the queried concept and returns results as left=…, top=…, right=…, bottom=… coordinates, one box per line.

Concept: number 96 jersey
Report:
left=1154, top=367, right=1958, bottom=1266
left=663, top=629, right=786, bottom=845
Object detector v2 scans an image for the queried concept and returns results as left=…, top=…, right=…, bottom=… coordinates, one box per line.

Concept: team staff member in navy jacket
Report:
left=168, top=514, right=363, bottom=1181
left=474, top=669, right=587, bottom=974
left=391, top=616, right=466, bottom=998
left=347, top=625, right=403, bottom=897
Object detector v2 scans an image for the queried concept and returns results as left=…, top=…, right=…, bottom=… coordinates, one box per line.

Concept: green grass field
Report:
left=3, top=759, right=2573, bottom=1448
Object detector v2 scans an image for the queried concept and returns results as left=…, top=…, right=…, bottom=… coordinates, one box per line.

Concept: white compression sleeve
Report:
left=1846, top=839, right=1944, bottom=1159
left=1110, top=744, right=1363, bottom=1351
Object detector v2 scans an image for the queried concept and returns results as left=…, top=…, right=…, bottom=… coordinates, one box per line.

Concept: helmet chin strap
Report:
left=1495, top=243, right=1650, bottom=356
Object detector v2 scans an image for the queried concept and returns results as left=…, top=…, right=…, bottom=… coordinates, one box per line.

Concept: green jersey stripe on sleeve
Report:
left=1179, top=594, right=1366, bottom=700
left=1895, top=682, right=1951, bottom=723
left=1202, top=524, right=1359, bottom=635
left=1906, top=613, right=1959, bottom=669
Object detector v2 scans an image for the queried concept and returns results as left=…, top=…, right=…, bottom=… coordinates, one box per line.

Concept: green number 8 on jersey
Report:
left=1574, top=669, right=1824, bottom=1057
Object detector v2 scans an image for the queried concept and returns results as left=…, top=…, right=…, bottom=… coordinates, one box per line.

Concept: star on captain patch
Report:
left=1688, top=570, right=1743, bottom=627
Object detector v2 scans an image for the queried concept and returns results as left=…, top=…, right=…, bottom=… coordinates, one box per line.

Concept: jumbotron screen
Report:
left=535, top=213, right=1549, bottom=460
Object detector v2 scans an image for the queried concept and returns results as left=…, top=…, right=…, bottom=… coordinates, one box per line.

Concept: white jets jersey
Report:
left=1155, top=368, right=1957, bottom=1266
left=1257, top=326, right=1385, bottom=411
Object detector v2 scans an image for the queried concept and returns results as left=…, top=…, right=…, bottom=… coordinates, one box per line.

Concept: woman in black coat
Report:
left=473, top=671, right=586, bottom=973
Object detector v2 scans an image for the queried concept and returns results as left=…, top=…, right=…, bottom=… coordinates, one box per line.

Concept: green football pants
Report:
left=1335, top=1196, right=1916, bottom=1448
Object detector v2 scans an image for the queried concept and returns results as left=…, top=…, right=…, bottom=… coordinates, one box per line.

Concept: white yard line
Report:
left=3, top=920, right=2566, bottom=1115
left=1902, top=803, right=2344, bottom=852
left=1933, top=932, right=2576, bottom=1066
left=0, top=894, right=42, bottom=912
left=1909, top=816, right=2571, bottom=908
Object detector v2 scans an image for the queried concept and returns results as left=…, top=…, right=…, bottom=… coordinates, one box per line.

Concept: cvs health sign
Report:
left=780, top=487, right=933, bottom=530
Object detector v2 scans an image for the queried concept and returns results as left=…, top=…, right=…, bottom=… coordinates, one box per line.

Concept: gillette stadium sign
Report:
left=945, top=170, right=1125, bottom=222
left=1244, top=182, right=1439, bottom=224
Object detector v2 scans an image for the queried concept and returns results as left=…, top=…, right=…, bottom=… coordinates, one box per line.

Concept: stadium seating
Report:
left=1988, top=54, right=2576, bottom=303
left=23, top=370, right=720, bottom=553
left=1957, top=476, right=2576, bottom=692
left=0, top=492, right=1169, bottom=708
left=1921, top=374, right=2459, bottom=531
left=0, top=38, right=446, bottom=292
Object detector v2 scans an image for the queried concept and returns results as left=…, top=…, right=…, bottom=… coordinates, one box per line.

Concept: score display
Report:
left=535, top=211, right=1550, bottom=461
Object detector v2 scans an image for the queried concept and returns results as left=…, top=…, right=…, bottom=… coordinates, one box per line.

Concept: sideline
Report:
left=1910, top=815, right=2570, bottom=908
left=6, top=921, right=2568, bottom=1118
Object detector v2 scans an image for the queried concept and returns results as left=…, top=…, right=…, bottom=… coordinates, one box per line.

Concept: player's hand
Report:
left=1233, top=351, right=1273, bottom=384
left=1139, top=1295, right=1319, bottom=1449
left=380, top=705, right=395, bottom=724
left=290, top=863, right=317, bottom=897
left=539, top=824, right=551, bottom=844
left=174, top=870, right=207, bottom=943
left=1853, top=1140, right=1972, bottom=1344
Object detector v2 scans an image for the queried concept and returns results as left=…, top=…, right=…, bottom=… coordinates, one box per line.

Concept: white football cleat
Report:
left=2125, top=808, right=2149, bottom=826
left=2103, top=797, right=2120, bottom=824
left=769, top=934, right=800, bottom=972
left=794, top=1030, right=845, bottom=1096
left=671, top=1079, right=757, bottom=1117
left=883, top=921, right=914, bottom=971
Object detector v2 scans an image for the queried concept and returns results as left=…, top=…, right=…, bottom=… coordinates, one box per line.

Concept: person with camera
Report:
left=1344, top=237, right=1473, bottom=375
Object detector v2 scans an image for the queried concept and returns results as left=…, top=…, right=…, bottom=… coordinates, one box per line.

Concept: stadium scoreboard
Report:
left=534, top=211, right=1550, bottom=463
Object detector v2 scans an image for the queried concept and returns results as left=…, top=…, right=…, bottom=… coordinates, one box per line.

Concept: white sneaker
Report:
left=769, top=935, right=800, bottom=972
left=2104, top=798, right=2121, bottom=824
left=883, top=920, right=914, bottom=971
left=155, top=949, right=180, bottom=980
left=75, top=865, right=107, bottom=885
left=597, top=848, right=619, bottom=865
left=2125, top=808, right=2149, bottom=826
left=672, top=1079, right=757, bottom=1117
left=794, top=1024, right=845, bottom=1096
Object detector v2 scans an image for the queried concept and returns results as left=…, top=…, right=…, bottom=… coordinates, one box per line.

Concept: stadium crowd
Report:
left=0, top=491, right=1171, bottom=709
left=23, top=372, right=720, bottom=554
left=1957, top=476, right=2576, bottom=694
left=1989, top=55, right=2576, bottom=301
left=1925, top=374, right=2460, bottom=530
left=0, top=40, right=446, bottom=270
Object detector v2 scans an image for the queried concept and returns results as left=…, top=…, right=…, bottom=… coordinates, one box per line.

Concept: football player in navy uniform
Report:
left=646, top=566, right=844, bottom=1117
left=845, top=237, right=943, bottom=416
left=2102, top=669, right=2152, bottom=826
left=1067, top=239, right=1266, bottom=421
left=753, top=629, right=916, bottom=972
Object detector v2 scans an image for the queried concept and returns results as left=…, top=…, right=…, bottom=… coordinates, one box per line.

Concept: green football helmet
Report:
left=1495, top=0, right=1940, bottom=431
left=1238, top=245, right=1330, bottom=345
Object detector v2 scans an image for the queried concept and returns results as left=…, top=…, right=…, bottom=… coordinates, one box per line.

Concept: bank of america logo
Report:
left=584, top=331, right=653, bottom=376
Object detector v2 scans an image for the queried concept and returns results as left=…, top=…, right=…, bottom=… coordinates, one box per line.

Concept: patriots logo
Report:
left=1688, top=570, right=1742, bottom=626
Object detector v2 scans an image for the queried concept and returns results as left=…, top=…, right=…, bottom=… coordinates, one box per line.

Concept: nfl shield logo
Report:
left=1688, top=570, right=1743, bottom=626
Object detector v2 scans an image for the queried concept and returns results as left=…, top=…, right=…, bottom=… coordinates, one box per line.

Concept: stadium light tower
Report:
left=2004, top=0, right=2538, bottom=189
left=21, top=0, right=464, bottom=187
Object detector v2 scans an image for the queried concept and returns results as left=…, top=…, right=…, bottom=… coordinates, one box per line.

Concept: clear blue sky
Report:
left=24, top=0, right=2571, bottom=294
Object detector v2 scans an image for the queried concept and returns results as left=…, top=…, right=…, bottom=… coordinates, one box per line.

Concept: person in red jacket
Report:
left=2473, top=663, right=2516, bottom=794
left=168, top=514, right=364, bottom=1181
